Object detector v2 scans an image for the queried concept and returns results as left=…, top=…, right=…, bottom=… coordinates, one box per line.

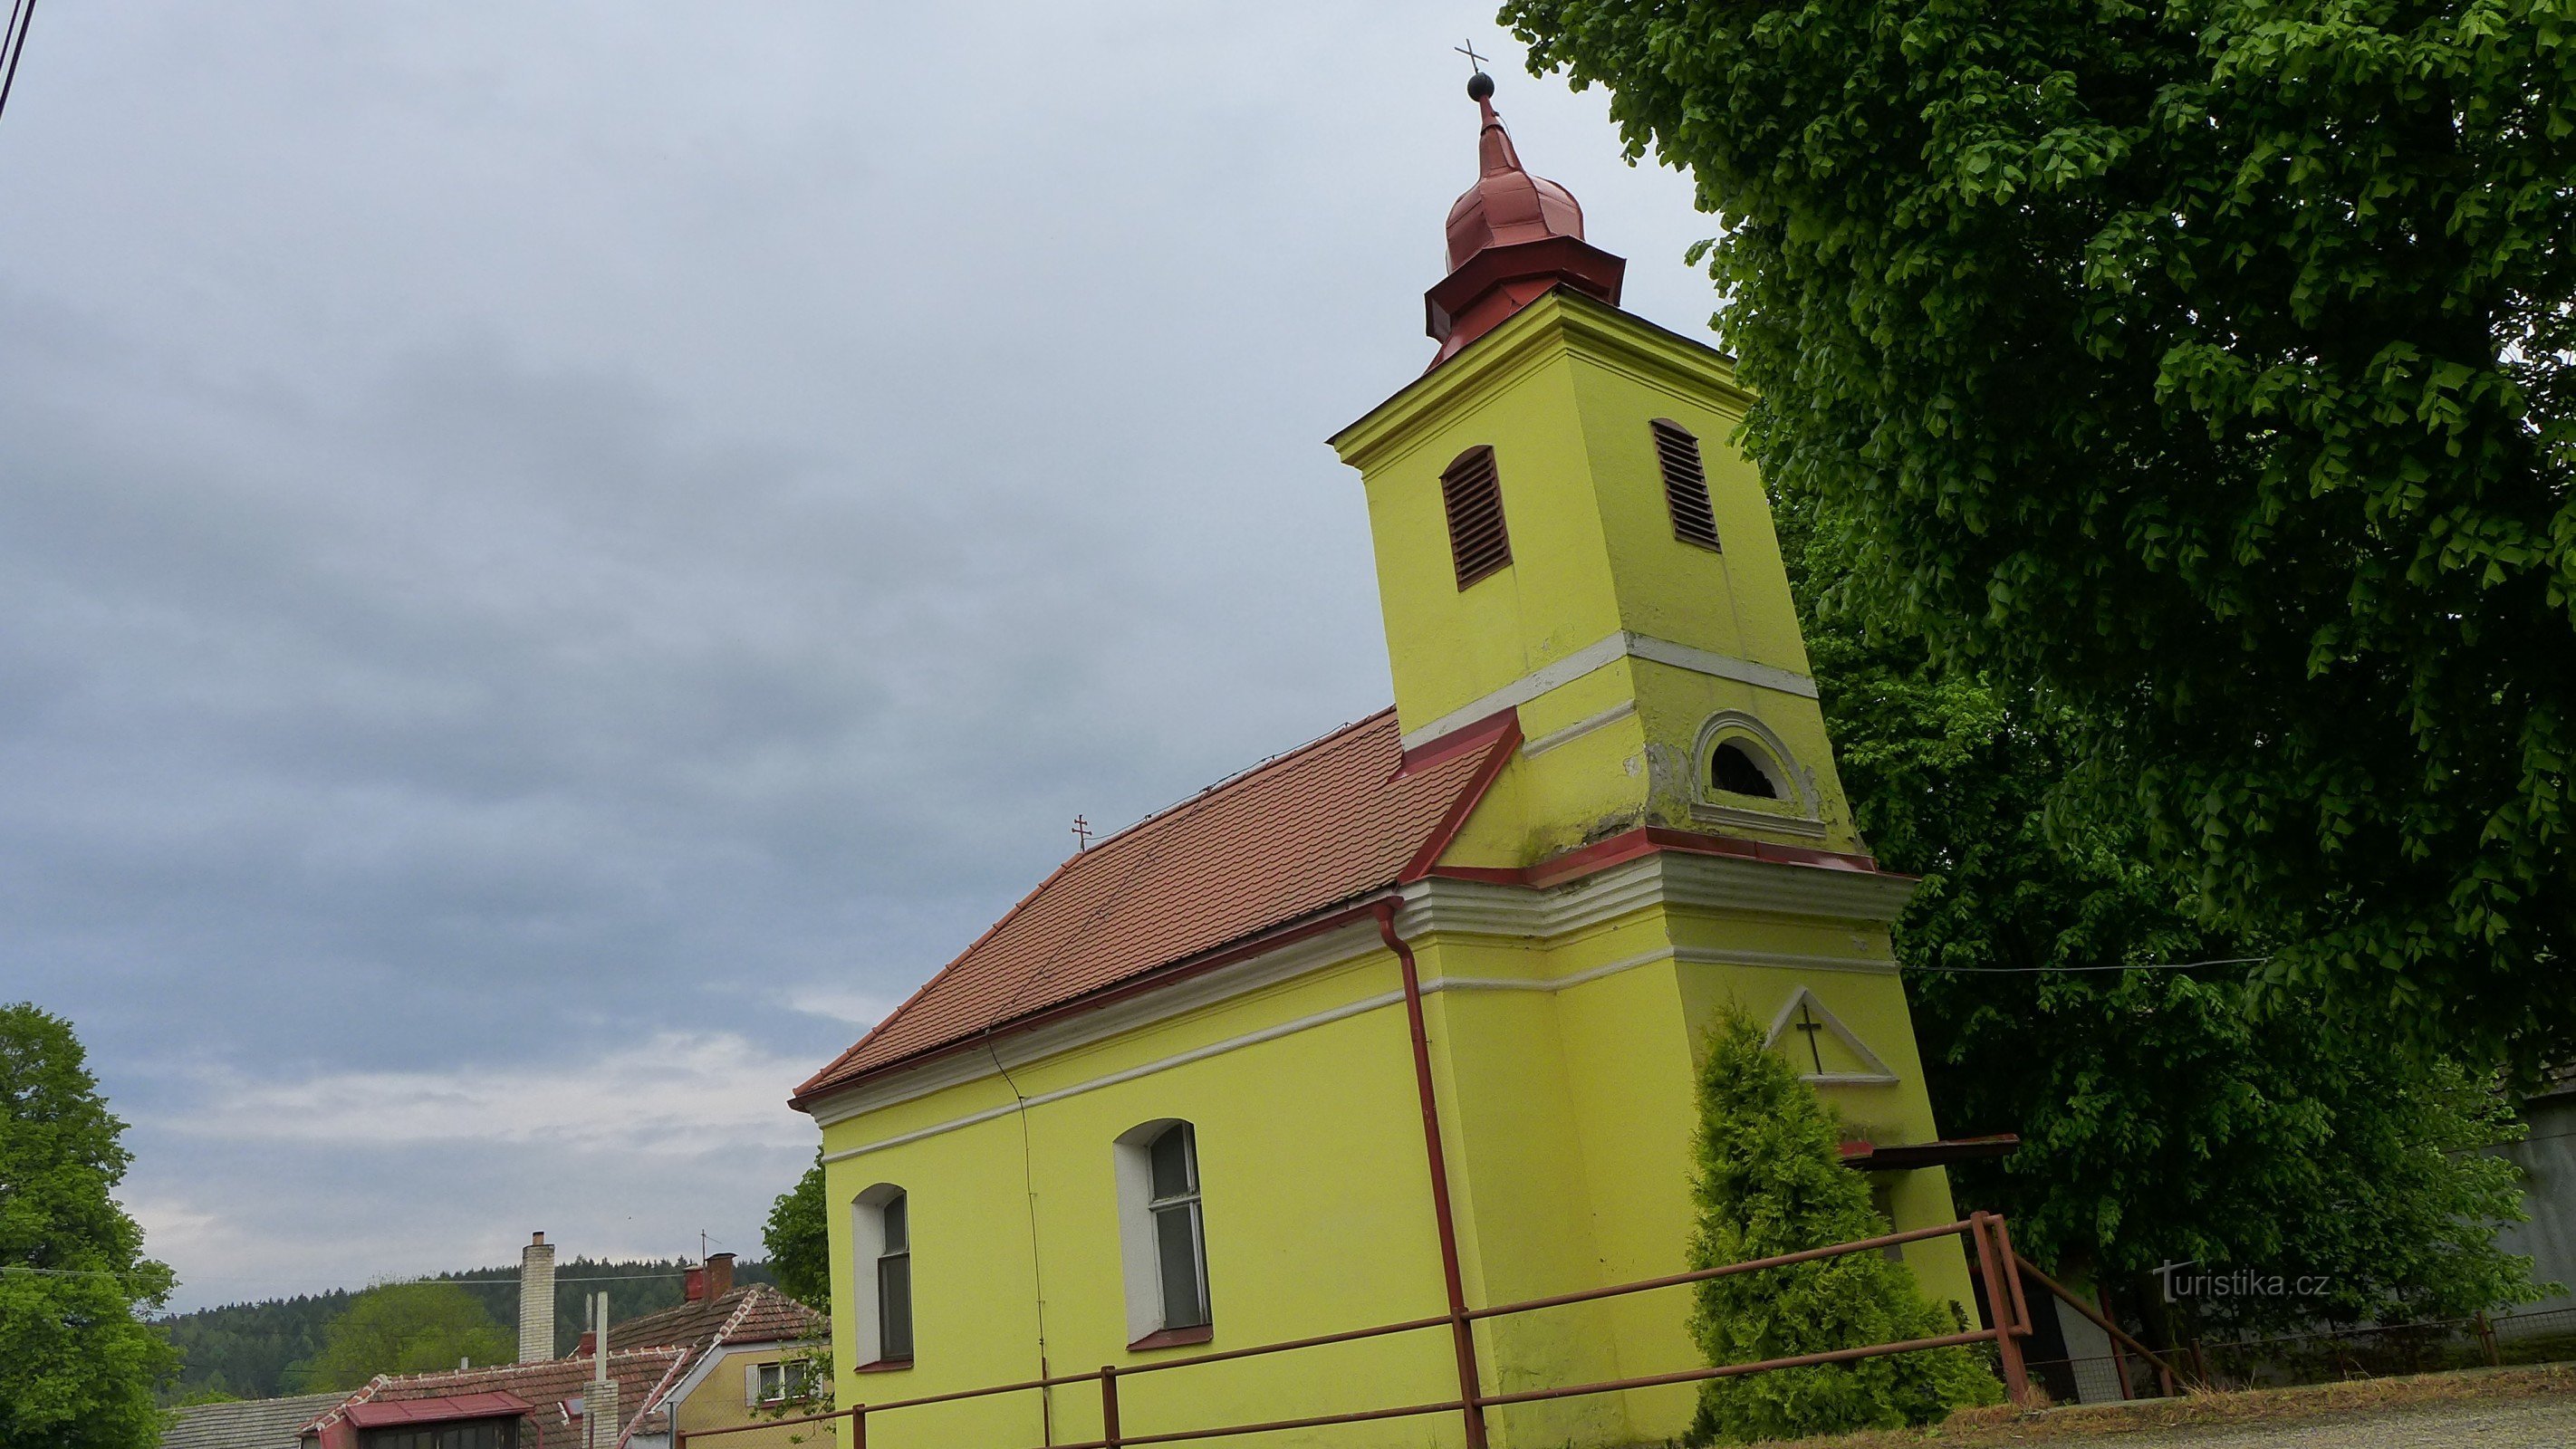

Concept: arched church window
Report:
left=1440, top=446, right=1512, bottom=589
left=849, top=1185, right=914, bottom=1368
left=1650, top=420, right=1722, bottom=552
left=1711, top=740, right=1783, bottom=800
left=1115, top=1119, right=1213, bottom=1347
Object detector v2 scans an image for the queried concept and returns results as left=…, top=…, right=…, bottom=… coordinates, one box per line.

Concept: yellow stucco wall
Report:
left=812, top=889, right=1976, bottom=1449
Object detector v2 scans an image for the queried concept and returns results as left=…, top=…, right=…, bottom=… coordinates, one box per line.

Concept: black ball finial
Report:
left=1466, top=71, right=1495, bottom=102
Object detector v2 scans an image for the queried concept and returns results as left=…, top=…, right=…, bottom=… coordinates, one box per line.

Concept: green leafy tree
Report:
left=1686, top=1005, right=1997, bottom=1442
left=763, top=1151, right=829, bottom=1315
left=1504, top=0, right=2576, bottom=1067
left=1802, top=590, right=2542, bottom=1335
left=295, top=1282, right=512, bottom=1391
left=0, top=1003, right=178, bottom=1449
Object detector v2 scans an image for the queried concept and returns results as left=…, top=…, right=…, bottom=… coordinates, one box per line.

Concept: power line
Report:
left=0, top=0, right=37, bottom=130
left=1901, top=955, right=2273, bottom=975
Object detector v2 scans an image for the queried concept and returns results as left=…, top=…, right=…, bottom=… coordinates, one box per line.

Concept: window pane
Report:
left=1149, top=1125, right=1195, bottom=1201
left=879, top=1253, right=914, bottom=1360
left=1154, top=1201, right=1207, bottom=1329
left=880, top=1192, right=908, bottom=1252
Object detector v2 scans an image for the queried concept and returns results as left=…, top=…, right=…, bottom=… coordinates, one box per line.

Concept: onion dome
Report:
left=1426, top=72, right=1626, bottom=368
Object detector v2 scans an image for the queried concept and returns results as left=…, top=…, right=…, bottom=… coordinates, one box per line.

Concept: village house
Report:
left=787, top=76, right=2000, bottom=1448
left=293, top=1238, right=825, bottom=1449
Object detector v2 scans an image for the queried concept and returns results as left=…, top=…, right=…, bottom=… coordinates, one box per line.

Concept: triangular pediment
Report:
left=1763, top=986, right=1898, bottom=1085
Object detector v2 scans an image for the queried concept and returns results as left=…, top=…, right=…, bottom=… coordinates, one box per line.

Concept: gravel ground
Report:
left=2091, top=1395, right=2576, bottom=1447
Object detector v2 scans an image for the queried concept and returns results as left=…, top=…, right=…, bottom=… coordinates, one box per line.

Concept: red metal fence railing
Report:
left=678, top=1212, right=2188, bottom=1449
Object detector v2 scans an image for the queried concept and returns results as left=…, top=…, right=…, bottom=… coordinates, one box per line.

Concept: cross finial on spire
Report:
left=1455, top=39, right=1488, bottom=72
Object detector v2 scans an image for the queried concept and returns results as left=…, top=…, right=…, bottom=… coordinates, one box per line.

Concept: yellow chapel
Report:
left=788, top=73, right=1986, bottom=1449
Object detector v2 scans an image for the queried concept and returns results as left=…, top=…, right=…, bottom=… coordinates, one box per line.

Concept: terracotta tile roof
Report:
left=161, top=1392, right=347, bottom=1449
left=302, top=1348, right=683, bottom=1449
left=794, top=707, right=1519, bottom=1105
left=608, top=1283, right=824, bottom=1353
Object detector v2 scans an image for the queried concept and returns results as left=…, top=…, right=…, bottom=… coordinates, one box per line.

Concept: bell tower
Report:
left=1329, top=74, right=1862, bottom=866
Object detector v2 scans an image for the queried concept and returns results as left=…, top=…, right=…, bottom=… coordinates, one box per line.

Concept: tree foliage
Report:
left=1504, top=0, right=2576, bottom=1065
left=764, top=1150, right=830, bottom=1317
left=1685, top=1006, right=1997, bottom=1443
left=1798, top=581, right=2543, bottom=1333
left=296, top=1282, right=512, bottom=1391
left=0, top=1003, right=177, bottom=1449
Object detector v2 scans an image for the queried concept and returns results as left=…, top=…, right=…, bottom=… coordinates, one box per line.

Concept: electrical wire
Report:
left=1901, top=955, right=2273, bottom=975
left=0, top=0, right=36, bottom=130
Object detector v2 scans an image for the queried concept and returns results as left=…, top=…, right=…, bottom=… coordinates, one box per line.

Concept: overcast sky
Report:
left=0, top=3, right=1721, bottom=1313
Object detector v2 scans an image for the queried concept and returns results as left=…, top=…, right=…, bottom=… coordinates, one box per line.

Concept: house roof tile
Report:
left=607, top=1283, right=823, bottom=1354
left=161, top=1392, right=348, bottom=1449
left=792, top=707, right=1517, bottom=1105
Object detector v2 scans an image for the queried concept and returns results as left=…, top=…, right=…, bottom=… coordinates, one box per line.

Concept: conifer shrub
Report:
left=1684, top=1005, right=1999, bottom=1444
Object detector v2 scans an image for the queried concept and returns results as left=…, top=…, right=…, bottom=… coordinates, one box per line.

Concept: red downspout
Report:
left=1376, top=899, right=1488, bottom=1449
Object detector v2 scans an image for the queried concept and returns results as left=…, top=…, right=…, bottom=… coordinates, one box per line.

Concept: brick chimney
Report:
left=683, top=1266, right=705, bottom=1301
left=705, top=1251, right=735, bottom=1301
left=517, top=1232, right=555, bottom=1364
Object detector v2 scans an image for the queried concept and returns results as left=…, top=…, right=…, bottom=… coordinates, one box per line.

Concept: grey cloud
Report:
left=0, top=2, right=1719, bottom=1310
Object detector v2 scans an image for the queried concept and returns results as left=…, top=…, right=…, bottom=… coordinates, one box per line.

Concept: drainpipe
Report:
left=1375, top=899, right=1487, bottom=1449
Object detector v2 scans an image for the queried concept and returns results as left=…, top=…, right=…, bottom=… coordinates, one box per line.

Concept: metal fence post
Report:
left=1101, top=1365, right=1122, bottom=1449
left=1971, top=1214, right=2033, bottom=1406
left=851, top=1405, right=866, bottom=1449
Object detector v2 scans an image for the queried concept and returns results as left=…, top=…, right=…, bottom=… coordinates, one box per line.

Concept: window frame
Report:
left=848, top=1183, right=916, bottom=1371
left=754, top=1358, right=820, bottom=1406
left=876, top=1191, right=913, bottom=1364
left=1115, top=1118, right=1214, bottom=1348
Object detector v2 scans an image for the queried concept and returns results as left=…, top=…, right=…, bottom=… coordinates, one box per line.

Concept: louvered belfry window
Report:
left=1652, top=420, right=1722, bottom=552
left=1440, top=445, right=1512, bottom=589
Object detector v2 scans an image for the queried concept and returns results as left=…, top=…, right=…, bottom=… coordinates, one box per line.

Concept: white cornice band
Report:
left=1400, top=630, right=1818, bottom=753
left=822, top=941, right=1901, bottom=1166
left=812, top=853, right=1912, bottom=1156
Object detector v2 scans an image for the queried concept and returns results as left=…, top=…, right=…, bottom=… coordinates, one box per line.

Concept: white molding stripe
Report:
left=1676, top=946, right=1900, bottom=976
left=1427, top=946, right=1675, bottom=995
left=1402, top=632, right=1630, bottom=751
left=1520, top=698, right=1637, bottom=759
left=1400, top=631, right=1819, bottom=752
left=1397, top=855, right=1916, bottom=943
left=809, top=859, right=1913, bottom=1134
left=1626, top=634, right=1819, bottom=701
left=819, top=943, right=1907, bottom=1163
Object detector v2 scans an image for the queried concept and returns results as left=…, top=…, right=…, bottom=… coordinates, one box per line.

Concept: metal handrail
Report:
left=678, top=1213, right=2042, bottom=1449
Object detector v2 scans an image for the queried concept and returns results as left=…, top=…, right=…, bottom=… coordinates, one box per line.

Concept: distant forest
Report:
left=157, top=1256, right=777, bottom=1403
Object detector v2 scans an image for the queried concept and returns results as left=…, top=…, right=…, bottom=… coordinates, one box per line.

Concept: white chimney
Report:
left=585, top=1291, right=619, bottom=1449
left=517, top=1232, right=556, bottom=1364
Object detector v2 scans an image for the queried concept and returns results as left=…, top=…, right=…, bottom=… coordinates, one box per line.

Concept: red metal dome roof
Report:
left=1425, top=79, right=1625, bottom=368
left=1444, top=92, right=1587, bottom=270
